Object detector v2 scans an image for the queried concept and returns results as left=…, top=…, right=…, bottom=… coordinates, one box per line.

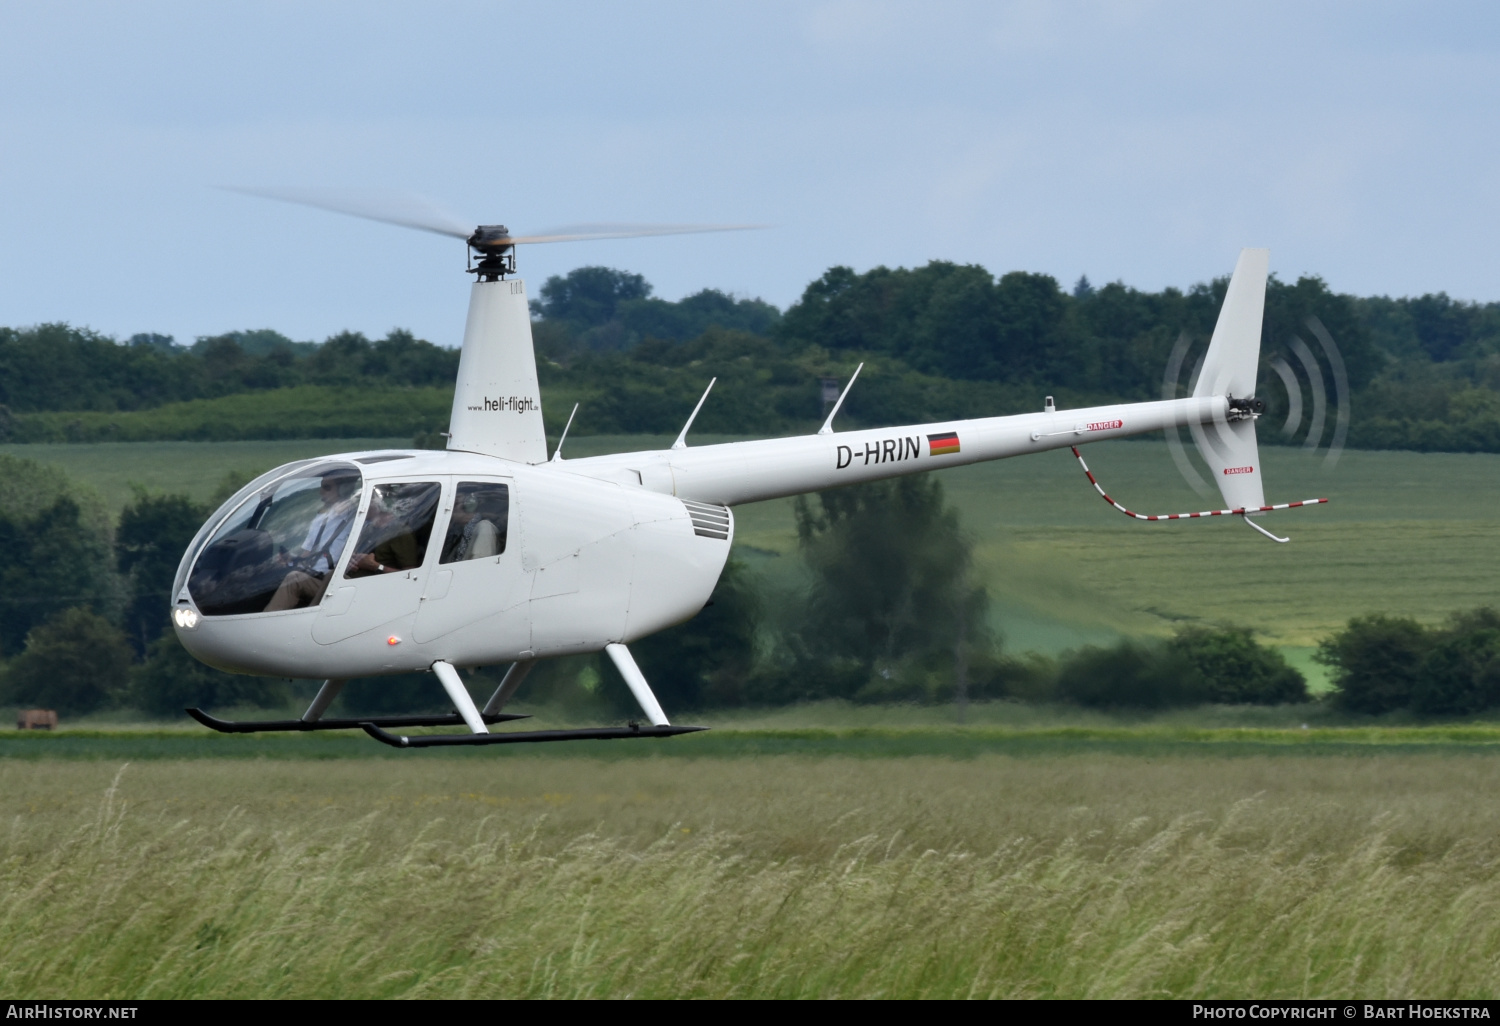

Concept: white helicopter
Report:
left=176, top=196, right=1324, bottom=747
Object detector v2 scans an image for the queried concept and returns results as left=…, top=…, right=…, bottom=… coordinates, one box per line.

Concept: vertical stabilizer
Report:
left=1193, top=248, right=1268, bottom=401
left=447, top=278, right=548, bottom=464
left=1192, top=248, right=1269, bottom=511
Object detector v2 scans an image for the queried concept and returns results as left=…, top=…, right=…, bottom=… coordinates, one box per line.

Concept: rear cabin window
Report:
left=440, top=482, right=510, bottom=563
left=345, top=482, right=442, bottom=579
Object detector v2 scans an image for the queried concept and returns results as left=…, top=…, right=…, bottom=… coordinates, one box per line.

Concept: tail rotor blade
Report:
left=1269, top=356, right=1303, bottom=438
left=1289, top=336, right=1327, bottom=451
left=1161, top=331, right=1214, bottom=498
left=1305, top=316, right=1351, bottom=469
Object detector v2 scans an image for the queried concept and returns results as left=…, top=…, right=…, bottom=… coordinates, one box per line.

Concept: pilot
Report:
left=263, top=469, right=360, bottom=611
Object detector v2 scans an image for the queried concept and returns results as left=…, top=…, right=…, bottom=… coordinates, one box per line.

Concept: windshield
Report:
left=188, top=463, right=363, bottom=616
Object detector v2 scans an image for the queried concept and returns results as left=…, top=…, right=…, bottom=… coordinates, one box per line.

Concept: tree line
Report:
left=5, top=259, right=1500, bottom=448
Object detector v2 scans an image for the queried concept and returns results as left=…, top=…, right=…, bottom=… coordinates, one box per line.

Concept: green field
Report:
left=5, top=744, right=1500, bottom=998
left=8, top=435, right=1497, bottom=678
left=4, top=432, right=1497, bottom=997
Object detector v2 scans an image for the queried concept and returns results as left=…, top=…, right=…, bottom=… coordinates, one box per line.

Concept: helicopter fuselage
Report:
left=173, top=449, right=732, bottom=679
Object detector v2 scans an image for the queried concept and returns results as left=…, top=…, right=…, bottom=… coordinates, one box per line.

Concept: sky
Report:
left=2, top=1, right=1499, bottom=348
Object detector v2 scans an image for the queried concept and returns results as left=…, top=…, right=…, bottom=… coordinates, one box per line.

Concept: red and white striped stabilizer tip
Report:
left=1070, top=447, right=1328, bottom=523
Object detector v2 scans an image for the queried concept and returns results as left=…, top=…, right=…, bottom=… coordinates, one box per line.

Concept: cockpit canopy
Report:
left=187, top=463, right=363, bottom=616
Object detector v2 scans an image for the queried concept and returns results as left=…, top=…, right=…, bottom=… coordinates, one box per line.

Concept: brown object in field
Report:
left=17, top=709, right=57, bottom=730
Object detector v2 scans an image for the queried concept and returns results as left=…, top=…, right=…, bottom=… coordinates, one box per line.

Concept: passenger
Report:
left=449, top=489, right=506, bottom=561
left=347, top=492, right=422, bottom=576
left=263, top=470, right=360, bottom=611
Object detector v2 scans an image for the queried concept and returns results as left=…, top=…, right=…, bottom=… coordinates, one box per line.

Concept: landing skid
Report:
left=187, top=707, right=529, bottom=734
left=361, top=722, right=707, bottom=748
left=188, top=646, right=702, bottom=749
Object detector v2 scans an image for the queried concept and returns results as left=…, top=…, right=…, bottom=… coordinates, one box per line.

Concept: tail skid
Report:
left=1070, top=447, right=1326, bottom=543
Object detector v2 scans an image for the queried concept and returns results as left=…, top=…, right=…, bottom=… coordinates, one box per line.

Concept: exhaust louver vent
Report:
left=682, top=500, right=731, bottom=540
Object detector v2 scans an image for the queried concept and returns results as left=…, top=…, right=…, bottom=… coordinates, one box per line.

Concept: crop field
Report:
left=5, top=737, right=1500, bottom=999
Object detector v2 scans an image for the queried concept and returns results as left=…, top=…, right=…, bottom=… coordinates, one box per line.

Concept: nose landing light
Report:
left=173, top=607, right=200, bottom=630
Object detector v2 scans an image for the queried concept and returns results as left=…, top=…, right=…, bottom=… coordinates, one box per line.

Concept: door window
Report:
left=345, top=482, right=442, bottom=578
left=439, top=482, right=510, bottom=563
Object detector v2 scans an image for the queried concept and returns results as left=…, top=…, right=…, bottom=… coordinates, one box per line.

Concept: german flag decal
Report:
left=927, top=431, right=960, bottom=456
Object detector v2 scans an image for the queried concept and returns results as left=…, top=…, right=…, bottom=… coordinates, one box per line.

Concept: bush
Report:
left=128, top=633, right=286, bottom=717
left=1318, top=614, right=1433, bottom=714
left=3, top=607, right=132, bottom=715
left=1168, top=626, right=1308, bottom=704
left=1412, top=609, right=1500, bottom=716
left=1054, top=640, right=1205, bottom=710
left=791, top=474, right=990, bottom=702
left=0, top=455, right=121, bottom=656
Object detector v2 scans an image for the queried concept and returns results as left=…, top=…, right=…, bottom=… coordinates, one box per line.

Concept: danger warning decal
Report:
left=1223, top=466, right=1255, bottom=475
left=1086, top=419, right=1123, bottom=432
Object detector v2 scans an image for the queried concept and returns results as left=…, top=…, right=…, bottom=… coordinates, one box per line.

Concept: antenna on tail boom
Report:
left=672, top=379, right=716, bottom=450
left=818, top=363, right=864, bottom=435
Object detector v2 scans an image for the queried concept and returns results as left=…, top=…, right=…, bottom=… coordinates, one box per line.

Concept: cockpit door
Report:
left=312, top=478, right=444, bottom=646
left=411, top=477, right=529, bottom=647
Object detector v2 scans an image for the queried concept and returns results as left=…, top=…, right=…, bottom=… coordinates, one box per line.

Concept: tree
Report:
left=791, top=474, right=989, bottom=702
left=1317, top=614, right=1432, bottom=714
left=1169, top=625, right=1308, bottom=704
left=0, top=455, right=121, bottom=656
left=1412, top=608, right=1500, bottom=715
left=3, top=607, right=132, bottom=714
left=128, top=633, right=286, bottom=717
left=1054, top=640, right=1204, bottom=709
left=534, top=267, right=652, bottom=330
left=117, top=490, right=207, bottom=655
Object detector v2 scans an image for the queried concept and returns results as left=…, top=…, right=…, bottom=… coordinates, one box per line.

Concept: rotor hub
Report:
left=467, top=225, right=516, bottom=280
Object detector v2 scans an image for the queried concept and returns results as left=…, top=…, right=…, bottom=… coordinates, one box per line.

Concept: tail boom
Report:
left=562, top=394, right=1229, bottom=506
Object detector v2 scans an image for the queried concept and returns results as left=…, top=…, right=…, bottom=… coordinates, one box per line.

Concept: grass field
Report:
left=9, top=435, right=1497, bottom=680
left=2, top=438, right=1494, bottom=998
left=5, top=744, right=1500, bottom=998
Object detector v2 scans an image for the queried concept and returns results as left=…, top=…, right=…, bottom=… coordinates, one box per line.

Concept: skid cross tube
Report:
left=361, top=722, right=708, bottom=748
left=188, top=708, right=528, bottom=734
left=1070, top=446, right=1326, bottom=540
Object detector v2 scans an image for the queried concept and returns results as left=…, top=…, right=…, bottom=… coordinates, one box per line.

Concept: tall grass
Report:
left=4, top=754, right=1500, bottom=998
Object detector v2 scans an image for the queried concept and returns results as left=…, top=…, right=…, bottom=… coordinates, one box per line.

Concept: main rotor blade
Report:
left=506, top=222, right=767, bottom=245
left=224, top=186, right=476, bottom=240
